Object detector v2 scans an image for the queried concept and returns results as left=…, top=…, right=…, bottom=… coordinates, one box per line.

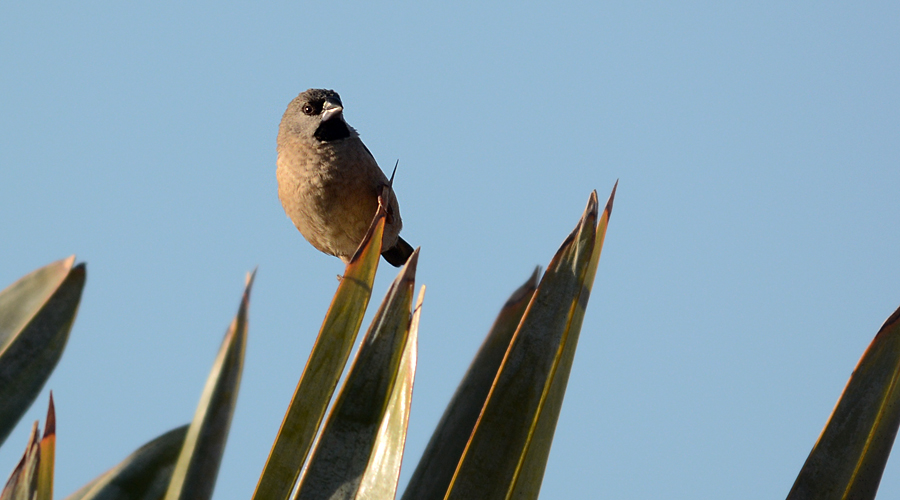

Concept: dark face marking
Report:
left=314, top=119, right=351, bottom=141
left=297, top=90, right=349, bottom=141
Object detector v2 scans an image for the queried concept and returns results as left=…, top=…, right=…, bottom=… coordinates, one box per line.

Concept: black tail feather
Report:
left=382, top=236, right=414, bottom=267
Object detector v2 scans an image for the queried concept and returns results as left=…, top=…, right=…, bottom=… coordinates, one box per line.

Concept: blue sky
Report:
left=1, top=2, right=899, bottom=498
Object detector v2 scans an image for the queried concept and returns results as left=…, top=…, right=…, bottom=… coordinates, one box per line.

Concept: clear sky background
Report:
left=1, top=2, right=898, bottom=499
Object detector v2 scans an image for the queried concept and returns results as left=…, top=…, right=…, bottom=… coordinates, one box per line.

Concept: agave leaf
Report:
left=509, top=186, right=614, bottom=500
left=446, top=185, right=615, bottom=500
left=787, top=304, right=900, bottom=500
left=1, top=394, right=57, bottom=500
left=64, top=425, right=189, bottom=500
left=0, top=422, right=41, bottom=500
left=293, top=250, right=419, bottom=500
left=401, top=269, right=540, bottom=500
left=0, top=257, right=85, bottom=448
left=253, top=212, right=385, bottom=500
left=163, top=271, right=255, bottom=500
left=356, top=285, right=424, bottom=500
left=36, top=394, right=55, bottom=500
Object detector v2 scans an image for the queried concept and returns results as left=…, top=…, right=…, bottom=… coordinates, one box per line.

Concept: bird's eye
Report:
left=302, top=104, right=315, bottom=115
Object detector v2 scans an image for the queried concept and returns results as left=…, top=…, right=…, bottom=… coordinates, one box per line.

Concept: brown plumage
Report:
left=276, top=89, right=413, bottom=266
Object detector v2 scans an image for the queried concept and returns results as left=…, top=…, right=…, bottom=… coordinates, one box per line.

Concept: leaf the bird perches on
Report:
left=254, top=209, right=388, bottom=500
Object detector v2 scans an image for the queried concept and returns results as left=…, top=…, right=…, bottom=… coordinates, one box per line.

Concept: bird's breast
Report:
left=276, top=136, right=400, bottom=259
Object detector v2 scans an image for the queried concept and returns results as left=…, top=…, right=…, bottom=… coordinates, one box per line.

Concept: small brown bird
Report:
left=276, top=89, right=414, bottom=267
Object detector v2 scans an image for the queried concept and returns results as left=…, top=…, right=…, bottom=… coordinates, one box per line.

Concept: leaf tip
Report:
left=505, top=267, right=541, bottom=308
left=417, top=284, right=426, bottom=303
left=585, top=191, right=599, bottom=222
left=400, top=247, right=421, bottom=280
left=605, top=181, right=618, bottom=218
left=528, top=266, right=541, bottom=288
left=29, top=420, right=39, bottom=445
left=44, top=392, right=55, bottom=438
left=71, top=262, right=87, bottom=279
left=246, top=267, right=258, bottom=290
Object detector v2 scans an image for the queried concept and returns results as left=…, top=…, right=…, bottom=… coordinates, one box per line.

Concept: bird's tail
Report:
left=382, top=236, right=414, bottom=267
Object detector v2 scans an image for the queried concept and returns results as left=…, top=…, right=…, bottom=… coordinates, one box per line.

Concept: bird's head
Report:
left=280, top=88, right=355, bottom=143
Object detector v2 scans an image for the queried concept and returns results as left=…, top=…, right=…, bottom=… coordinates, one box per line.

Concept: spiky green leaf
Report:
left=401, top=269, right=539, bottom=500
left=2, top=395, right=56, bottom=500
left=254, top=213, right=385, bottom=500
left=356, top=285, right=423, bottom=500
left=163, top=271, right=255, bottom=500
left=446, top=185, right=615, bottom=500
left=787, top=304, right=900, bottom=500
left=0, top=257, right=85, bottom=448
left=293, top=250, right=419, bottom=500
left=36, top=394, right=55, bottom=500
left=0, top=422, right=40, bottom=500
left=64, top=425, right=189, bottom=500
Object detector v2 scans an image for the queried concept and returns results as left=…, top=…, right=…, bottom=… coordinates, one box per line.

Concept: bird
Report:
left=276, top=88, right=414, bottom=267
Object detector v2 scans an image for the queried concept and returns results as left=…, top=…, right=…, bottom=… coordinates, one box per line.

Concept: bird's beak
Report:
left=321, top=99, right=344, bottom=123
